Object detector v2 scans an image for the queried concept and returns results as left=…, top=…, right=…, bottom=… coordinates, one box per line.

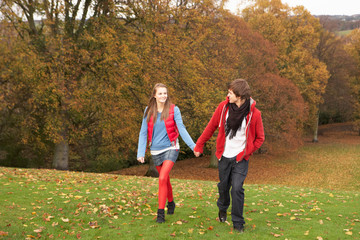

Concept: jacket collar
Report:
left=224, top=96, right=256, bottom=113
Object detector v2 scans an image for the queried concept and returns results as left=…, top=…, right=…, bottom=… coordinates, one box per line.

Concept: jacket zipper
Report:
left=237, top=111, right=253, bottom=163
left=218, top=104, right=228, bottom=161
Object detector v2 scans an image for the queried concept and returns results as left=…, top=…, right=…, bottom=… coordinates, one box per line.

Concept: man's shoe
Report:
left=167, top=201, right=175, bottom=215
left=218, top=210, right=227, bottom=222
left=156, top=209, right=165, bottom=223
left=234, top=224, right=244, bottom=233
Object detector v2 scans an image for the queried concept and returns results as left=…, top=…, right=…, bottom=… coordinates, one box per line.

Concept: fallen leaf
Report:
left=89, top=221, right=99, bottom=229
left=271, top=232, right=282, bottom=237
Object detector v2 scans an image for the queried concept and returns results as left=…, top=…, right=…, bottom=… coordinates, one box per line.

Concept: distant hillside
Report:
left=317, top=14, right=360, bottom=33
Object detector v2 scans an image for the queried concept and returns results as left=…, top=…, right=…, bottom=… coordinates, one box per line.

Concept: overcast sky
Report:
left=225, top=0, right=360, bottom=16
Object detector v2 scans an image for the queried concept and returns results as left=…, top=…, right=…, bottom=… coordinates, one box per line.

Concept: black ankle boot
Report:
left=234, top=224, right=244, bottom=233
left=156, top=209, right=165, bottom=223
left=167, top=201, right=176, bottom=215
left=218, top=210, right=227, bottom=222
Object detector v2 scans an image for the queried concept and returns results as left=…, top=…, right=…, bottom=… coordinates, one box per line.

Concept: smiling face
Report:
left=154, top=87, right=168, bottom=105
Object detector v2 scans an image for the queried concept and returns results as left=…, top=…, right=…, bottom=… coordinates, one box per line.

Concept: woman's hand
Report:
left=194, top=151, right=201, bottom=157
left=137, top=157, right=145, bottom=163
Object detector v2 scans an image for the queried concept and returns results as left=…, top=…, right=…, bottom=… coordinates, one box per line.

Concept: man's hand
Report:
left=137, top=157, right=145, bottom=163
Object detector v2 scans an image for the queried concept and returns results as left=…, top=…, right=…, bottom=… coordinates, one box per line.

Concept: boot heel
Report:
left=167, top=201, right=175, bottom=215
left=156, top=209, right=165, bottom=223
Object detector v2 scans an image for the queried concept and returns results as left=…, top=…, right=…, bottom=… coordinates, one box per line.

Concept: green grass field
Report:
left=0, top=167, right=359, bottom=239
left=336, top=30, right=353, bottom=36
left=1, top=134, right=360, bottom=239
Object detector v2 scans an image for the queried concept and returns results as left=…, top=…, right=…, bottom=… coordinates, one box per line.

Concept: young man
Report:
left=194, top=79, right=265, bottom=233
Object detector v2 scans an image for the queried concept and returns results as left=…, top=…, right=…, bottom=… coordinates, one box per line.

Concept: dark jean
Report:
left=217, top=156, right=249, bottom=226
left=151, top=149, right=179, bottom=166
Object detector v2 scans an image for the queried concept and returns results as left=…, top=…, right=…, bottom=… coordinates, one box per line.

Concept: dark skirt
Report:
left=151, top=149, right=179, bottom=166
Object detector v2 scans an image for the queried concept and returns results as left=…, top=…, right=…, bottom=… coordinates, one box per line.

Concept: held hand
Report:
left=137, top=157, right=145, bottom=163
left=194, top=151, right=201, bottom=157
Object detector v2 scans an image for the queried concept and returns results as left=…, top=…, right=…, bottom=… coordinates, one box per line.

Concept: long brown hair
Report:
left=145, top=83, right=172, bottom=123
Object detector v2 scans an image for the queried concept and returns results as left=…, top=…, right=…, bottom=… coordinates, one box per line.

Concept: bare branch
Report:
left=72, top=0, right=82, bottom=21
left=75, top=0, right=91, bottom=38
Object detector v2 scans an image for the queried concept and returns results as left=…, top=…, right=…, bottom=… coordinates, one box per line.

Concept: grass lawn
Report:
left=336, top=30, right=353, bottom=36
left=1, top=124, right=360, bottom=239
left=0, top=166, right=359, bottom=239
left=247, top=142, right=360, bottom=191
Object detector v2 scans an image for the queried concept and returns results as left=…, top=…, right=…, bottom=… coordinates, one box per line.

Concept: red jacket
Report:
left=194, top=97, right=265, bottom=161
left=147, top=104, right=179, bottom=147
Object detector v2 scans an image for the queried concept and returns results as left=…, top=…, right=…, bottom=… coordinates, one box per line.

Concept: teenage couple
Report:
left=137, top=79, right=265, bottom=233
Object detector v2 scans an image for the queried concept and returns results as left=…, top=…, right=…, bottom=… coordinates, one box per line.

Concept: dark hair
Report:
left=228, top=79, right=251, bottom=100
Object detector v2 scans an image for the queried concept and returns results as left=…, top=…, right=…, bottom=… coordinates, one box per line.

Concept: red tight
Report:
left=156, top=160, right=174, bottom=209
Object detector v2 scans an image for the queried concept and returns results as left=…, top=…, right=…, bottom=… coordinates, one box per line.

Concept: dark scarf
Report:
left=225, top=99, right=250, bottom=139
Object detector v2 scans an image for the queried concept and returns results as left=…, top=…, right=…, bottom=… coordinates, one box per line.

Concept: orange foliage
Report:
left=0, top=0, right=321, bottom=170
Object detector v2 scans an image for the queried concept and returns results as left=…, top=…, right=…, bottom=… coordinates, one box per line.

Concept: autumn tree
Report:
left=315, top=29, right=356, bottom=127
left=1, top=0, right=313, bottom=173
left=0, top=21, right=51, bottom=168
left=345, top=29, right=360, bottom=134
left=0, top=0, right=137, bottom=170
left=112, top=0, right=305, bottom=172
left=242, top=0, right=330, bottom=141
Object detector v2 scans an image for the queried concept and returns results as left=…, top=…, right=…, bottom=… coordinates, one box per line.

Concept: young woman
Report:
left=137, top=83, right=196, bottom=223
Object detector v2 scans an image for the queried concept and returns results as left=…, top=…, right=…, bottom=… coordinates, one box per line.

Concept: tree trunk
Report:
left=52, top=139, right=69, bottom=170
left=312, top=109, right=320, bottom=143
left=209, top=148, right=218, bottom=168
left=145, top=157, right=159, bottom=177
